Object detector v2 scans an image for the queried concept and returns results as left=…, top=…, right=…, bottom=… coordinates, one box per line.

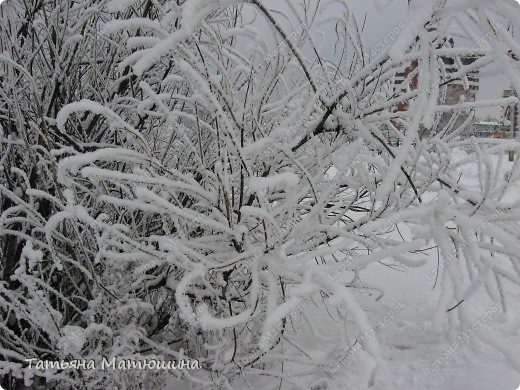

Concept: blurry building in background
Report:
left=503, top=88, right=519, bottom=139
left=392, top=36, right=480, bottom=138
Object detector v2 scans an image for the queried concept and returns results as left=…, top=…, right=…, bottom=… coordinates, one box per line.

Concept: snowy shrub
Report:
left=1, top=0, right=520, bottom=388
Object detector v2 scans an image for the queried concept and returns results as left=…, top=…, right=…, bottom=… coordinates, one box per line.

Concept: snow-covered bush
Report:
left=1, top=0, right=520, bottom=388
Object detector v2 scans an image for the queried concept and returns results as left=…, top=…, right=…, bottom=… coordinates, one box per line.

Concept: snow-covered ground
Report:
left=328, top=151, right=520, bottom=390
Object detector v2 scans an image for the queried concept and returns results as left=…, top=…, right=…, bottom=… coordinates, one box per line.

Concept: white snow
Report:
left=58, top=326, right=86, bottom=354
left=248, top=172, right=300, bottom=192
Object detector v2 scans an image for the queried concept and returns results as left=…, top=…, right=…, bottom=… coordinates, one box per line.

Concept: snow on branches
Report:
left=1, top=0, right=520, bottom=388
